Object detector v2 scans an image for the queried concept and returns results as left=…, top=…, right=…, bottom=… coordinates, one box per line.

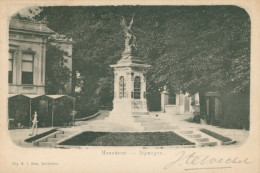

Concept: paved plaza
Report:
left=9, top=110, right=249, bottom=148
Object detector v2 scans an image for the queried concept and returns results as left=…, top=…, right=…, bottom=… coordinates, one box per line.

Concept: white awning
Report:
left=46, top=95, right=75, bottom=100
left=46, top=95, right=65, bottom=99
left=8, top=94, right=19, bottom=98
left=8, top=94, right=75, bottom=100
left=22, top=94, right=44, bottom=99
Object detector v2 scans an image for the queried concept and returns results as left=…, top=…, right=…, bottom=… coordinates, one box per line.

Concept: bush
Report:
left=54, top=105, right=73, bottom=126
left=15, top=113, right=30, bottom=128
left=75, top=106, right=99, bottom=119
left=193, top=111, right=203, bottom=123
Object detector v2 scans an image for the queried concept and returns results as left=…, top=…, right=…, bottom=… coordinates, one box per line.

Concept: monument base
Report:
left=104, top=110, right=145, bottom=131
left=111, top=99, right=149, bottom=116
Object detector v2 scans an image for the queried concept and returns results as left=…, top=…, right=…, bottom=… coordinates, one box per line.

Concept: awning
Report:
left=8, top=94, right=76, bottom=127
left=8, top=94, right=75, bottom=100
left=46, top=95, right=76, bottom=100
left=8, top=94, right=44, bottom=99
left=46, top=95, right=65, bottom=99
left=45, top=95, right=76, bottom=127
left=22, top=94, right=44, bottom=99
left=8, top=94, right=19, bottom=98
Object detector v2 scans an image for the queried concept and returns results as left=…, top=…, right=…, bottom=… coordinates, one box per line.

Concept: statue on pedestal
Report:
left=120, top=12, right=136, bottom=59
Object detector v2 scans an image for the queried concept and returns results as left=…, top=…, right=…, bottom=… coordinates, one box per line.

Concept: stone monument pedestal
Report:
left=108, top=55, right=150, bottom=130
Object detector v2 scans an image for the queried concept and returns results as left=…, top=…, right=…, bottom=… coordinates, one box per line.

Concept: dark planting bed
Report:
left=60, top=131, right=195, bottom=146
left=200, top=128, right=233, bottom=143
left=24, top=128, right=58, bottom=142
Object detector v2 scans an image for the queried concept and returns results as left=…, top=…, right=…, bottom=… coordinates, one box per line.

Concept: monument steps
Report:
left=187, top=134, right=202, bottom=138
left=143, top=126, right=178, bottom=131
left=47, top=137, right=63, bottom=142
left=34, top=130, right=78, bottom=147
left=195, top=138, right=210, bottom=142
left=55, top=134, right=68, bottom=138
left=174, top=129, right=221, bottom=147
left=39, top=141, right=54, bottom=147
left=198, top=141, right=218, bottom=147
left=84, top=123, right=143, bottom=132
left=140, top=121, right=171, bottom=126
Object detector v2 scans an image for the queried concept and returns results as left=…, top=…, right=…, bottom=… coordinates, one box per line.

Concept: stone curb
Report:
left=222, top=140, right=237, bottom=145
left=75, top=112, right=100, bottom=121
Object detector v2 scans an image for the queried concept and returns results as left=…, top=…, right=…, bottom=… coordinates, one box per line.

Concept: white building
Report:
left=8, top=16, right=75, bottom=128
left=9, top=16, right=54, bottom=94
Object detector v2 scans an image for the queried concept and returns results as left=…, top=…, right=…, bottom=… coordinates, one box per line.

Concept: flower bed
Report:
left=60, top=131, right=195, bottom=146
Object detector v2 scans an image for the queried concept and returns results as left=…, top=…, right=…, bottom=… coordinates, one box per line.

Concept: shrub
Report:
left=75, top=106, right=99, bottom=119
left=192, top=112, right=201, bottom=123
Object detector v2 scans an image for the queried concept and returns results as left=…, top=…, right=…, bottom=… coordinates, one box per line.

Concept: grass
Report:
left=200, top=128, right=233, bottom=142
left=24, top=128, right=58, bottom=142
left=60, top=131, right=195, bottom=146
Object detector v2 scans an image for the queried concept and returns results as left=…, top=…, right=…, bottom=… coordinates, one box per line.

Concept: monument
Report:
left=109, top=13, right=150, bottom=123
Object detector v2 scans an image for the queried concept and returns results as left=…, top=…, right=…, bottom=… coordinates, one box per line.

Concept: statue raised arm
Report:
left=120, top=12, right=136, bottom=59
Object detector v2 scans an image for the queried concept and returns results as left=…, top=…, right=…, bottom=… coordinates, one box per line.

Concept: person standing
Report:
left=30, top=111, right=38, bottom=136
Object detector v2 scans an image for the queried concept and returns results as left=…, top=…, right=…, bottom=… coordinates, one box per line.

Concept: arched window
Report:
left=119, top=76, right=125, bottom=98
left=134, top=76, right=141, bottom=99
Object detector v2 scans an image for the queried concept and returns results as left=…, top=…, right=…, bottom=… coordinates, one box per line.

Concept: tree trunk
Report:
left=199, top=91, right=206, bottom=119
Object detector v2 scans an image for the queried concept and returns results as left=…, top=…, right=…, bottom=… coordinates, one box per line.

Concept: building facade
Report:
left=8, top=16, right=75, bottom=129
left=9, top=17, right=54, bottom=95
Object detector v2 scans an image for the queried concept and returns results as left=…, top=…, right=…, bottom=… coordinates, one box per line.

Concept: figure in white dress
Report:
left=30, top=111, right=38, bottom=136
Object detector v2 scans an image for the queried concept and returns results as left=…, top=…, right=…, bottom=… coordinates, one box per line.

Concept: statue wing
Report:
left=129, top=12, right=135, bottom=29
left=120, top=16, right=127, bottom=30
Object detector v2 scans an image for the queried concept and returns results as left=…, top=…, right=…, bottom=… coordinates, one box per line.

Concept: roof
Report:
left=8, top=94, right=19, bottom=98
left=46, top=95, right=65, bottom=99
left=23, top=94, right=44, bottom=99
left=9, top=17, right=54, bottom=36
left=8, top=94, right=43, bottom=99
left=46, top=95, right=75, bottom=100
left=8, top=94, right=75, bottom=100
left=49, top=33, right=75, bottom=44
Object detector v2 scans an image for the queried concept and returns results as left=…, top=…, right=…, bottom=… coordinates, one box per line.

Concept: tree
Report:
left=45, top=44, right=71, bottom=94
left=35, top=6, right=250, bottom=113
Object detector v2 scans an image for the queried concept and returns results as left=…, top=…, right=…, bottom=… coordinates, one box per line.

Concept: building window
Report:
left=8, top=51, right=14, bottom=83
left=22, top=53, right=34, bottom=84
left=134, top=76, right=141, bottom=99
left=119, top=76, right=125, bottom=98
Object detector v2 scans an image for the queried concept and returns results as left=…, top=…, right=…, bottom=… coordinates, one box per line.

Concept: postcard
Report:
left=0, top=0, right=259, bottom=172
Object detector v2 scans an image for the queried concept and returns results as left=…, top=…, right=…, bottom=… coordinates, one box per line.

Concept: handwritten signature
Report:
left=164, top=151, right=250, bottom=170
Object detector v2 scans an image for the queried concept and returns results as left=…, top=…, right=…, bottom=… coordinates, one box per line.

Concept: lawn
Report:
left=60, top=131, right=195, bottom=146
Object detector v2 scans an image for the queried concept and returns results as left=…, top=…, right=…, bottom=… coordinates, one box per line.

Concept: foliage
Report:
left=95, top=77, right=114, bottom=107
left=36, top=6, right=250, bottom=111
left=45, top=44, right=71, bottom=94
left=75, top=107, right=99, bottom=119
left=193, top=112, right=201, bottom=124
